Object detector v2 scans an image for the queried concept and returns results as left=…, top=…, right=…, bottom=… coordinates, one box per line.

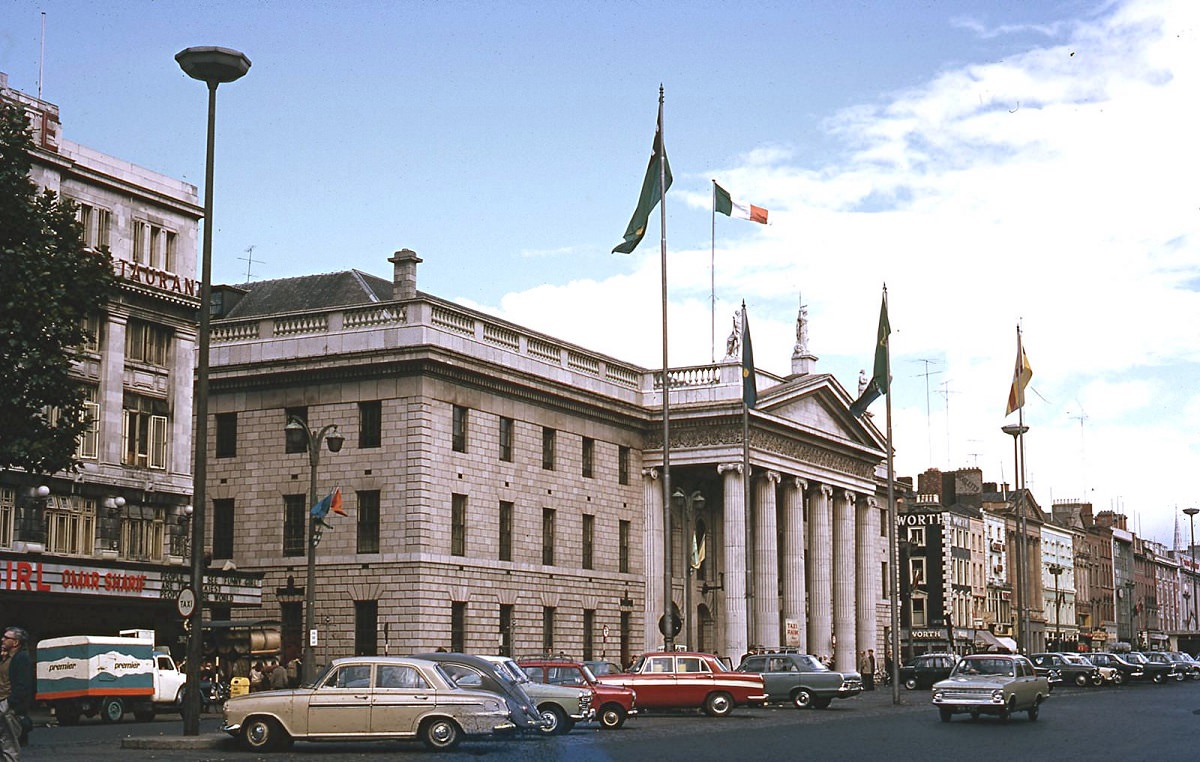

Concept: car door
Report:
left=674, top=656, right=716, bottom=705
left=370, top=664, right=430, bottom=737
left=308, top=664, right=373, bottom=736
left=741, top=656, right=780, bottom=700
left=631, top=655, right=677, bottom=707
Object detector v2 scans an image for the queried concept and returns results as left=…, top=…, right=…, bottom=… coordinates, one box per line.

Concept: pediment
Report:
left=755, top=373, right=885, bottom=452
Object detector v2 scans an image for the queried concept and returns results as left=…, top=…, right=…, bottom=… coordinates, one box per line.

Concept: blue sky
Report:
left=4, top=0, right=1197, bottom=546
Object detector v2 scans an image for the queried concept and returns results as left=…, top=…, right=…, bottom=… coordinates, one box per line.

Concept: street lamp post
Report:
left=285, top=416, right=344, bottom=684
left=175, top=45, right=250, bottom=737
left=1185, top=508, right=1199, bottom=634
left=1048, top=563, right=1064, bottom=651
left=1001, top=424, right=1029, bottom=653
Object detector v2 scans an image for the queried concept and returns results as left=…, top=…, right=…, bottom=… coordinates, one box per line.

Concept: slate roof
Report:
left=221, top=270, right=394, bottom=319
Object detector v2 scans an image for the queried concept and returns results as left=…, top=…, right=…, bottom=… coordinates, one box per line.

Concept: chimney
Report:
left=389, top=249, right=422, bottom=300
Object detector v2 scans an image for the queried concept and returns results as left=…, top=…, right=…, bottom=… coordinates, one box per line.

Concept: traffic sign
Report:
left=176, top=587, right=197, bottom=619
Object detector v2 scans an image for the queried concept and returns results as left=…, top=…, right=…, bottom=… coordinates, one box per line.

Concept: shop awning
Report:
left=975, top=630, right=1017, bottom=653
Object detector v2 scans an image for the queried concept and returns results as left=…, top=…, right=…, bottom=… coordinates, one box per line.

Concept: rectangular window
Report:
left=583, top=609, right=595, bottom=661
left=77, top=387, right=99, bottom=460
left=285, top=407, right=308, bottom=453
left=212, top=498, right=235, bottom=559
left=76, top=202, right=111, bottom=251
left=881, top=561, right=889, bottom=599
left=908, top=526, right=926, bottom=546
left=132, top=220, right=147, bottom=264
left=46, top=496, right=97, bottom=556
left=542, top=508, right=556, bottom=566
left=498, top=500, right=513, bottom=562
left=451, top=602, right=467, bottom=653
left=499, top=604, right=514, bottom=657
left=121, top=393, right=169, bottom=469
left=354, top=600, right=378, bottom=656
left=618, top=446, right=630, bottom=485
left=283, top=494, right=307, bottom=557
left=215, top=412, right=237, bottom=458
left=909, top=557, right=926, bottom=588
left=80, top=313, right=102, bottom=354
left=542, top=606, right=556, bottom=655
left=164, top=230, right=177, bottom=272
left=118, top=504, right=161, bottom=561
left=357, top=490, right=380, bottom=554
left=582, top=437, right=594, bottom=478
left=542, top=427, right=556, bottom=470
left=499, top=416, right=514, bottom=462
left=911, top=596, right=927, bottom=627
left=452, top=405, right=468, bottom=453
left=358, top=401, right=382, bottom=449
left=0, top=489, right=14, bottom=549
left=451, top=494, right=467, bottom=557
left=281, top=601, right=302, bottom=670
left=619, top=519, right=631, bottom=574
left=125, top=319, right=172, bottom=366
left=582, top=514, right=595, bottom=570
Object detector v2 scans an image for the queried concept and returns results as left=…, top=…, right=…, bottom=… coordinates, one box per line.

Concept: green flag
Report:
left=741, top=303, right=756, bottom=409
left=850, top=290, right=890, bottom=417
left=613, top=101, right=672, bottom=254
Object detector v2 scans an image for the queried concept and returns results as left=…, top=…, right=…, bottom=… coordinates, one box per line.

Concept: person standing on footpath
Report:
left=866, top=649, right=877, bottom=691
left=857, top=651, right=873, bottom=691
left=0, top=626, right=34, bottom=761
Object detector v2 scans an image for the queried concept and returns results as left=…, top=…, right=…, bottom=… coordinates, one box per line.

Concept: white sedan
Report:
left=222, top=656, right=515, bottom=752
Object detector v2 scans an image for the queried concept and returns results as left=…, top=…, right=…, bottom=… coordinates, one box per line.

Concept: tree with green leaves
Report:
left=0, top=100, right=116, bottom=475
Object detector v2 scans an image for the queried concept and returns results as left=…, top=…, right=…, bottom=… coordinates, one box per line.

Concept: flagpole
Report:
left=881, top=284, right=901, bottom=704
left=657, top=86, right=675, bottom=651
left=1016, top=325, right=1030, bottom=654
left=741, top=303, right=754, bottom=652
left=711, top=180, right=717, bottom=363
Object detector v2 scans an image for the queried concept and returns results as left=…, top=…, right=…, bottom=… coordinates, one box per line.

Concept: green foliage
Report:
left=0, top=101, right=117, bottom=474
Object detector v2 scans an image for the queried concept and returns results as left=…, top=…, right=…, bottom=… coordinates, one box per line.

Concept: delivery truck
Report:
left=35, top=629, right=187, bottom=724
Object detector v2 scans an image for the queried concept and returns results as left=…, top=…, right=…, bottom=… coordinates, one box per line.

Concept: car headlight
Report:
left=991, top=689, right=1004, bottom=702
left=932, top=690, right=943, bottom=701
left=486, top=699, right=501, bottom=712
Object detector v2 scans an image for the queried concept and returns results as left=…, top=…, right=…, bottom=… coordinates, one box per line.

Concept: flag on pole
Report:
left=613, top=100, right=672, bottom=254
left=311, top=487, right=345, bottom=526
left=741, top=302, right=757, bottom=409
left=714, top=182, right=768, bottom=224
left=850, top=291, right=891, bottom=417
left=1005, top=331, right=1032, bottom=416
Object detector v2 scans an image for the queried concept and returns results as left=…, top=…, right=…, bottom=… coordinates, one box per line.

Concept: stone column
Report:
left=781, top=478, right=808, bottom=652
left=642, top=468, right=661, bottom=650
left=856, top=496, right=879, bottom=668
left=833, top=489, right=858, bottom=673
left=809, top=484, right=834, bottom=661
left=718, top=463, right=748, bottom=662
left=753, top=470, right=782, bottom=649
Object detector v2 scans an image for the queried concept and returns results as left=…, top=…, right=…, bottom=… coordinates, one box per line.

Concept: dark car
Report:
left=1087, top=652, right=1144, bottom=684
left=1030, top=653, right=1100, bottom=687
left=1166, top=652, right=1200, bottom=680
left=737, top=652, right=862, bottom=709
left=899, top=653, right=958, bottom=690
left=1132, top=652, right=1185, bottom=683
left=413, top=652, right=545, bottom=731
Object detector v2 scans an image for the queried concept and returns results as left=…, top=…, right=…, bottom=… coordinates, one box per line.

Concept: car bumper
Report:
left=748, top=693, right=769, bottom=706
left=221, top=722, right=240, bottom=735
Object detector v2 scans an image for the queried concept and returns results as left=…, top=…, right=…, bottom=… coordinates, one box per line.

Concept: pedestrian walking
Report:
left=0, top=626, right=34, bottom=761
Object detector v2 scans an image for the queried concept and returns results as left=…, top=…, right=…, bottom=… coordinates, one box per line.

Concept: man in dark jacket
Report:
left=1, top=625, right=33, bottom=760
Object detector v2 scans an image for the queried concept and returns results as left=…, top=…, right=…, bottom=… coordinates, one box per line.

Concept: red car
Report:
left=596, top=651, right=766, bottom=717
left=518, top=658, right=638, bottom=729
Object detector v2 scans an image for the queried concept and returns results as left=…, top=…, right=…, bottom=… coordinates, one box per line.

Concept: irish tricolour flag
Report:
left=714, top=181, right=768, bottom=224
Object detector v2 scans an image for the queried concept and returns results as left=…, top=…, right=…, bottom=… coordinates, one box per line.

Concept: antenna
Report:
left=39, top=12, right=46, bottom=99
left=239, top=245, right=260, bottom=284
left=1067, top=405, right=1088, bottom=501
left=912, top=359, right=942, bottom=465
left=936, top=380, right=959, bottom=468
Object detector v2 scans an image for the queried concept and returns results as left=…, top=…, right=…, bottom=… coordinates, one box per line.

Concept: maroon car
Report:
left=596, top=651, right=766, bottom=717
left=519, top=658, right=638, bottom=729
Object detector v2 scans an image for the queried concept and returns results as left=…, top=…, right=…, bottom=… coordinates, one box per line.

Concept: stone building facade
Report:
left=204, top=250, right=892, bottom=671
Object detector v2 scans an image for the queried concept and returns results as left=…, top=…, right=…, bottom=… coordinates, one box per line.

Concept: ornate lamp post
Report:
left=1185, top=508, right=1199, bottom=633
left=1048, top=563, right=1064, bottom=651
left=174, top=44, right=250, bottom=736
left=285, top=416, right=344, bottom=684
left=1001, top=424, right=1029, bottom=652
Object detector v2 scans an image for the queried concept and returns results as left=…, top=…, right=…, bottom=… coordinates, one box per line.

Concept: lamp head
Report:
left=175, top=46, right=251, bottom=86
left=1184, top=508, right=1199, bottom=518
left=325, top=427, right=345, bottom=453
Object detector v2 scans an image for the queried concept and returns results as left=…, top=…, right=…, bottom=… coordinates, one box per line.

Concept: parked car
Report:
left=1086, top=652, right=1143, bottom=684
left=221, top=656, right=515, bottom=752
left=899, top=653, right=958, bottom=690
left=597, top=651, right=767, bottom=717
left=519, top=657, right=638, bottom=729
left=413, top=652, right=545, bottom=731
left=931, top=654, right=1050, bottom=723
left=478, top=655, right=594, bottom=735
left=1074, top=654, right=1119, bottom=685
left=1166, top=652, right=1200, bottom=680
left=1128, top=651, right=1183, bottom=683
left=736, top=651, right=862, bottom=709
left=1030, top=653, right=1101, bottom=687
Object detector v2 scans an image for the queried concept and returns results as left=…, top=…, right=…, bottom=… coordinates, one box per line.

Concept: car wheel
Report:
left=703, top=691, right=734, bottom=718
left=999, top=697, right=1015, bottom=724
left=1074, top=673, right=1090, bottom=688
left=904, top=677, right=918, bottom=690
left=421, top=717, right=462, bottom=751
left=791, top=688, right=814, bottom=710
left=537, top=704, right=567, bottom=735
left=1113, top=671, right=1126, bottom=686
left=1153, top=672, right=1166, bottom=684
left=241, top=716, right=288, bottom=753
left=1027, top=696, right=1042, bottom=722
left=100, top=696, right=124, bottom=723
left=599, top=704, right=626, bottom=730
left=1091, top=674, right=1104, bottom=687
left=939, top=706, right=952, bottom=723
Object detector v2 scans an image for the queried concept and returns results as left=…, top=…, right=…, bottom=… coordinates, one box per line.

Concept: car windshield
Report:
left=499, top=659, right=532, bottom=684
left=580, top=664, right=598, bottom=682
left=952, top=658, right=1014, bottom=677
left=797, top=655, right=828, bottom=671
left=1126, top=653, right=1148, bottom=664
left=1062, top=654, right=1089, bottom=665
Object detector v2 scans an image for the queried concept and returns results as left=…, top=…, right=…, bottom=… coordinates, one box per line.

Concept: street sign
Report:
left=176, top=587, right=196, bottom=619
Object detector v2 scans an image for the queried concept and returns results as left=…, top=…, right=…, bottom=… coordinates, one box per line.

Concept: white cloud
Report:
left=487, top=0, right=1200, bottom=545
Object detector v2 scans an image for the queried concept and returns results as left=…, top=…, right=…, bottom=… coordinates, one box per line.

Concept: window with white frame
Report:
left=75, top=201, right=112, bottom=251
left=120, top=505, right=163, bottom=561
left=46, top=496, right=97, bottom=556
left=132, top=220, right=147, bottom=264
left=0, top=489, right=14, bottom=549
left=122, top=393, right=169, bottom=469
left=80, top=313, right=102, bottom=354
left=125, top=319, right=172, bottom=366
left=77, top=386, right=100, bottom=460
